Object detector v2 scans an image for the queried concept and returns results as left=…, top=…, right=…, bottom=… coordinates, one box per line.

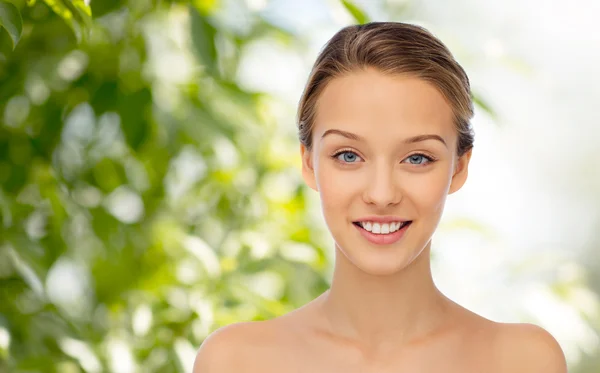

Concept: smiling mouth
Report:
left=352, top=221, right=413, bottom=234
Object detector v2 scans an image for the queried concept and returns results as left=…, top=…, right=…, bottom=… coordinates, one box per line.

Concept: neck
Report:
left=318, top=241, right=452, bottom=349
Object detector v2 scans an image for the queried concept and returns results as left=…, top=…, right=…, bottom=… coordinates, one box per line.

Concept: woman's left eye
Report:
left=403, top=154, right=433, bottom=165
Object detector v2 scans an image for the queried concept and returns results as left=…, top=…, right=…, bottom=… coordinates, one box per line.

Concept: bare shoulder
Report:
left=193, top=320, right=281, bottom=373
left=492, top=322, right=567, bottom=373
left=192, top=299, right=321, bottom=372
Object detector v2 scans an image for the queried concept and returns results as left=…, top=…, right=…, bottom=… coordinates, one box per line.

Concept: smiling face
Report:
left=301, top=68, right=472, bottom=276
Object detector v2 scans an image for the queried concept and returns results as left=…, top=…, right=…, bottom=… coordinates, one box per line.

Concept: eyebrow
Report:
left=321, top=129, right=448, bottom=148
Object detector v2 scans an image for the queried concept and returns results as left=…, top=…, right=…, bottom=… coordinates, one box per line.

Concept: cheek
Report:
left=314, top=160, right=363, bottom=221
left=316, top=163, right=349, bottom=204
left=402, top=168, right=452, bottom=214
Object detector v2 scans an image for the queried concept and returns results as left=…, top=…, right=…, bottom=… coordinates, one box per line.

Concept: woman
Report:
left=194, top=22, right=567, bottom=372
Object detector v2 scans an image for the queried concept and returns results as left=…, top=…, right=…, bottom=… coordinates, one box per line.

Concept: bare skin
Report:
left=194, top=69, right=567, bottom=372
left=194, top=247, right=566, bottom=372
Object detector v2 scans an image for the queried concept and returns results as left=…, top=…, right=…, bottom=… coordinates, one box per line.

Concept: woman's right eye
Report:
left=333, top=151, right=363, bottom=163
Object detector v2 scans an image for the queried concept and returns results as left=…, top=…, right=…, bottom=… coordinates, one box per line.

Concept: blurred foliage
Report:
left=0, top=0, right=598, bottom=372
left=0, top=0, right=332, bottom=371
left=341, top=0, right=369, bottom=25
left=0, top=1, right=23, bottom=49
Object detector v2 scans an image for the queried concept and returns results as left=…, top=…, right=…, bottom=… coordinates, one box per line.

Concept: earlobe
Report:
left=300, top=144, right=318, bottom=191
left=448, top=148, right=472, bottom=195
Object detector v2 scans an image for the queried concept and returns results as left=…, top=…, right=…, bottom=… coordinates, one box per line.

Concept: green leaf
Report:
left=41, top=0, right=92, bottom=43
left=472, top=91, right=497, bottom=120
left=118, top=88, right=152, bottom=150
left=71, top=0, right=91, bottom=17
left=341, top=0, right=369, bottom=24
left=42, top=0, right=71, bottom=19
left=0, top=1, right=23, bottom=49
left=190, top=5, right=218, bottom=76
left=61, top=0, right=92, bottom=27
left=193, top=0, right=219, bottom=15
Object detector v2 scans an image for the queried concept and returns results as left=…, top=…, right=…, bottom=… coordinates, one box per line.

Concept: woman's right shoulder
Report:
left=192, top=320, right=277, bottom=373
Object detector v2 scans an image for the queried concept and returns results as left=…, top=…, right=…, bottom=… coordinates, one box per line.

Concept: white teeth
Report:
left=359, top=221, right=406, bottom=234
left=381, top=224, right=389, bottom=234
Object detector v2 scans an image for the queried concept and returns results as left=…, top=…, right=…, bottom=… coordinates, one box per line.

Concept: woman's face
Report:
left=301, top=68, right=471, bottom=276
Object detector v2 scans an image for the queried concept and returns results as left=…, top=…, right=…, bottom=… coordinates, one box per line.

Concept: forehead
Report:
left=313, top=68, right=456, bottom=145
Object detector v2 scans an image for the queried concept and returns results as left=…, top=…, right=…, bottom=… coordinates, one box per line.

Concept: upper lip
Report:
left=353, top=216, right=410, bottom=223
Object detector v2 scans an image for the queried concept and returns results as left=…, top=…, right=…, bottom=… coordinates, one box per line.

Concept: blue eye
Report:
left=332, top=151, right=434, bottom=165
left=404, top=154, right=433, bottom=165
left=333, top=151, right=362, bottom=163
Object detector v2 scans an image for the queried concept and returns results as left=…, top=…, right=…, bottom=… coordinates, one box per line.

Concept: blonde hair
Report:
left=297, top=22, right=474, bottom=156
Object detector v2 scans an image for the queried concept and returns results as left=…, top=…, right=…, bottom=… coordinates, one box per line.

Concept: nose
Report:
left=362, top=163, right=402, bottom=207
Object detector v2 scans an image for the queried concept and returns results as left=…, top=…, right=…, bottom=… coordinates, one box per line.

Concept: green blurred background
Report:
left=1, top=0, right=599, bottom=372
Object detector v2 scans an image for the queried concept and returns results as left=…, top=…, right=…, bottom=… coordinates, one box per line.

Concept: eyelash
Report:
left=330, top=148, right=437, bottom=166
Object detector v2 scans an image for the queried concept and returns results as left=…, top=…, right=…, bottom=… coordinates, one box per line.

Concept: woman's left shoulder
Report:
left=490, top=322, right=568, bottom=373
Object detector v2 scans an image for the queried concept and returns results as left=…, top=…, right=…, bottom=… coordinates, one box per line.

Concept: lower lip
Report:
left=353, top=222, right=411, bottom=245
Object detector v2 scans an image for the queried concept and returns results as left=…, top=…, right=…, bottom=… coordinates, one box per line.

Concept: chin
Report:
left=336, top=241, right=426, bottom=276
left=355, top=260, right=413, bottom=276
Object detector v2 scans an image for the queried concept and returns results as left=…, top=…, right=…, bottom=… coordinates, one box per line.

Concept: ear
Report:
left=300, top=144, right=318, bottom=191
left=448, top=148, right=472, bottom=195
